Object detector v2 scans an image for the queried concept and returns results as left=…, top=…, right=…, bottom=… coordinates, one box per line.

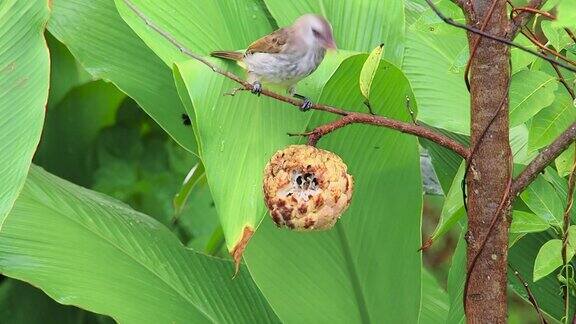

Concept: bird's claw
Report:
left=251, top=81, right=262, bottom=96
left=299, top=98, right=313, bottom=112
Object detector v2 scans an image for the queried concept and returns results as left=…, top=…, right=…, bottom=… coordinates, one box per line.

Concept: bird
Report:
left=210, top=14, right=337, bottom=111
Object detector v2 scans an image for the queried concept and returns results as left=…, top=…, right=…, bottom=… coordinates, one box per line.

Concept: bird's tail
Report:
left=210, top=51, right=243, bottom=61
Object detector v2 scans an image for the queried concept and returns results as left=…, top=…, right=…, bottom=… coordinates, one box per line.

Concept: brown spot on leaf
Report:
left=231, top=226, right=254, bottom=277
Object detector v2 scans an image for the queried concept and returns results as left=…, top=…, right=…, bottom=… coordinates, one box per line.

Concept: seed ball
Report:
left=263, top=145, right=354, bottom=230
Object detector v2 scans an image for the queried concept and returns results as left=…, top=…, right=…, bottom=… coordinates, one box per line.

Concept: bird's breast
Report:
left=244, top=47, right=326, bottom=86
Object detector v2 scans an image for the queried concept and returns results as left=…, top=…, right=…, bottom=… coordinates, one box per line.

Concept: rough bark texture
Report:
left=464, top=0, right=511, bottom=323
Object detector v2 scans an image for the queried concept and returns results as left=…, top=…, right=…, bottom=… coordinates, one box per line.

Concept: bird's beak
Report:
left=324, top=35, right=337, bottom=51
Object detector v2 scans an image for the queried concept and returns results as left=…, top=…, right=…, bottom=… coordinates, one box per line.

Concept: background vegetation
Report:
left=0, top=0, right=574, bottom=322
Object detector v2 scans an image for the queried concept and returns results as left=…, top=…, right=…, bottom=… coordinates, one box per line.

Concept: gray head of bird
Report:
left=292, top=14, right=337, bottom=50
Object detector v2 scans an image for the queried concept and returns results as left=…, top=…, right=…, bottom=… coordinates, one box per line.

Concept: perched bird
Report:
left=211, top=14, right=337, bottom=111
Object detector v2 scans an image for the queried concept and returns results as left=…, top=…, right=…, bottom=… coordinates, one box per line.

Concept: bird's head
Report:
left=293, top=14, right=337, bottom=50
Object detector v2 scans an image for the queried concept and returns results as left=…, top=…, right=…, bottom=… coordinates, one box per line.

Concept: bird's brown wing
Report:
left=246, top=28, right=289, bottom=55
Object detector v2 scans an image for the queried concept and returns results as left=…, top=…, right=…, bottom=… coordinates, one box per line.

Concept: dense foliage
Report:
left=0, top=0, right=575, bottom=322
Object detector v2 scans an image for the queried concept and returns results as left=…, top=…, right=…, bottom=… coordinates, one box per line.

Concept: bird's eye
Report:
left=312, top=29, right=321, bottom=37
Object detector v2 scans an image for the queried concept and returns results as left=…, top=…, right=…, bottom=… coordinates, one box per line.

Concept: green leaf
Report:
left=556, top=144, right=575, bottom=178
left=533, top=229, right=576, bottom=282
left=510, top=210, right=551, bottom=234
left=446, top=230, right=466, bottom=324
left=48, top=0, right=196, bottom=153
left=245, top=57, right=422, bottom=323
left=430, top=163, right=466, bottom=241
left=542, top=167, right=576, bottom=221
left=261, top=0, right=406, bottom=64
left=360, top=44, right=385, bottom=100
left=403, top=0, right=470, bottom=135
left=520, top=176, right=564, bottom=227
left=510, top=125, right=538, bottom=165
left=173, top=162, right=205, bottom=215
left=173, top=51, right=350, bottom=252
left=34, top=81, right=125, bottom=186
left=551, top=0, right=576, bottom=30
left=0, top=166, right=279, bottom=324
left=0, top=0, right=49, bottom=227
left=45, top=33, right=92, bottom=109
left=509, top=231, right=575, bottom=320
left=529, top=90, right=576, bottom=150
left=511, top=33, right=538, bottom=74
left=173, top=59, right=306, bottom=252
left=420, top=270, right=449, bottom=323
left=419, top=128, right=467, bottom=193
left=0, top=279, right=108, bottom=324
left=115, top=0, right=273, bottom=65
left=541, top=20, right=573, bottom=52
left=509, top=70, right=557, bottom=127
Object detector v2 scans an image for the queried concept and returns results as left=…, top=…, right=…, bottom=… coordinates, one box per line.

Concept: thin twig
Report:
left=509, top=264, right=549, bottom=324
left=512, top=6, right=555, bottom=20
left=122, top=0, right=470, bottom=158
left=520, top=28, right=576, bottom=67
left=424, top=0, right=576, bottom=73
left=566, top=28, right=576, bottom=44
left=551, top=61, right=576, bottom=100
left=518, top=28, right=576, bottom=99
left=512, top=123, right=576, bottom=197
left=508, top=0, right=546, bottom=37
left=562, top=147, right=576, bottom=320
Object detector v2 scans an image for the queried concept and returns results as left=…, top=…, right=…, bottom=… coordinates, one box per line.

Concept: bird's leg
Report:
left=289, top=84, right=313, bottom=111
left=251, top=81, right=262, bottom=96
left=293, top=93, right=313, bottom=111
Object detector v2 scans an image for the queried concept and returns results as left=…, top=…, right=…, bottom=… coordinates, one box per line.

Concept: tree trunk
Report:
left=464, top=0, right=511, bottom=323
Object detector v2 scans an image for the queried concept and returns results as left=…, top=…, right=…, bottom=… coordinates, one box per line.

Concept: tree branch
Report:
left=508, top=0, right=546, bottom=38
left=123, top=0, right=470, bottom=158
left=512, top=122, right=576, bottom=197
left=290, top=114, right=469, bottom=158
left=424, top=0, right=576, bottom=73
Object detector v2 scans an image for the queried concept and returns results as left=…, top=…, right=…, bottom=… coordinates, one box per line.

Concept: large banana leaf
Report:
left=244, top=56, right=422, bottom=323
left=446, top=230, right=465, bottom=324
left=260, top=0, right=406, bottom=64
left=122, top=0, right=355, bottom=253
left=47, top=0, right=196, bottom=153
left=173, top=52, right=349, bottom=256
left=34, top=81, right=125, bottom=186
left=420, top=270, right=450, bottom=323
left=0, top=279, right=109, bottom=324
left=0, top=166, right=279, bottom=324
left=45, top=33, right=92, bottom=109
left=114, top=0, right=273, bottom=66
left=403, top=0, right=470, bottom=135
left=0, top=0, right=49, bottom=226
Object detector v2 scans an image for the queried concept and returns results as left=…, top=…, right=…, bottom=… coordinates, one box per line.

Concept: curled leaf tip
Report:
left=231, top=226, right=254, bottom=278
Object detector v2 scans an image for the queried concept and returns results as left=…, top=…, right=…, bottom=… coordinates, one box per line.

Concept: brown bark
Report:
left=464, top=0, right=512, bottom=323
